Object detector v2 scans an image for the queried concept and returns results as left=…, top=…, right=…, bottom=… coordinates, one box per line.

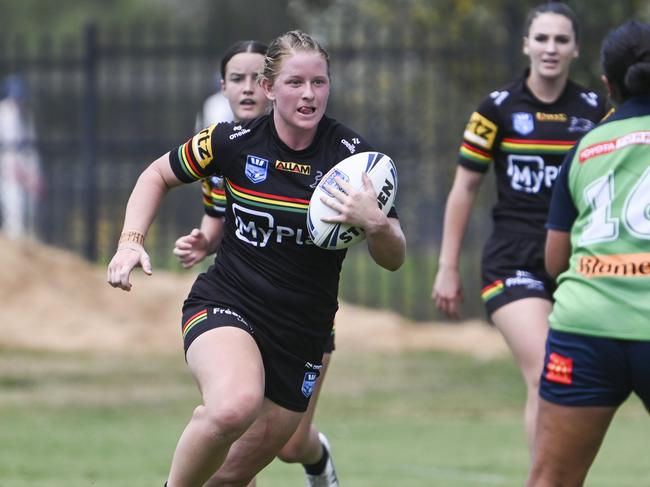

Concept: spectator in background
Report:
left=0, top=74, right=42, bottom=239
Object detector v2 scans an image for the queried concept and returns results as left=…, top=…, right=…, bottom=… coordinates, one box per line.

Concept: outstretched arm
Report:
left=107, top=153, right=184, bottom=291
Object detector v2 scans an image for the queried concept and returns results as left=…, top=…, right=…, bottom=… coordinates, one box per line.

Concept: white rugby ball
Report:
left=307, top=151, right=398, bottom=250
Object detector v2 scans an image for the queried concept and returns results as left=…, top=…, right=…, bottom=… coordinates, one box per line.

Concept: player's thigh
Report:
left=187, top=326, right=265, bottom=405
left=530, top=398, right=615, bottom=486
left=492, top=298, right=551, bottom=374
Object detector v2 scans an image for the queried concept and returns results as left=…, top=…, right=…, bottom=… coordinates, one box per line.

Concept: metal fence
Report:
left=0, top=3, right=644, bottom=320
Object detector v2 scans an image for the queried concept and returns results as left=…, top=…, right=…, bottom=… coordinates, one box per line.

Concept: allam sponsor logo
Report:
left=535, top=112, right=568, bottom=122
left=275, top=160, right=311, bottom=175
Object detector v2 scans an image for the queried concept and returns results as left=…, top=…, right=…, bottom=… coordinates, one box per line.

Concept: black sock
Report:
left=303, top=444, right=328, bottom=475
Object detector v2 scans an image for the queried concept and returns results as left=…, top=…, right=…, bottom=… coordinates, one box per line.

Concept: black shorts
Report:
left=540, top=329, right=650, bottom=409
left=181, top=302, right=326, bottom=412
left=324, top=323, right=335, bottom=353
left=481, top=232, right=555, bottom=316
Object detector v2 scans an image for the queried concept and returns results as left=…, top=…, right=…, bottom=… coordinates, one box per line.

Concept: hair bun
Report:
left=624, top=60, right=650, bottom=96
left=635, top=48, right=650, bottom=63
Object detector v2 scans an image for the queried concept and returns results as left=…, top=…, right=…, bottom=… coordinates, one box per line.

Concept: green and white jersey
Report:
left=546, top=96, right=650, bottom=340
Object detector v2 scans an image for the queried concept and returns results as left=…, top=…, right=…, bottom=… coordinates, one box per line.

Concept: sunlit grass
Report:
left=0, top=347, right=647, bottom=486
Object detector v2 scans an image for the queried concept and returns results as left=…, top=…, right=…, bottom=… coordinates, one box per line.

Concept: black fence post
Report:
left=83, top=23, right=98, bottom=261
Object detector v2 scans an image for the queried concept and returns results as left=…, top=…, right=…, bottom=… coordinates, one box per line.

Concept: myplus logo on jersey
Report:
left=507, top=112, right=559, bottom=194
left=506, top=155, right=559, bottom=194
left=231, top=203, right=312, bottom=248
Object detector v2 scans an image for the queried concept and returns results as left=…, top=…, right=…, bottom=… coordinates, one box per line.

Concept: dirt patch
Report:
left=335, top=306, right=506, bottom=360
left=0, top=235, right=506, bottom=359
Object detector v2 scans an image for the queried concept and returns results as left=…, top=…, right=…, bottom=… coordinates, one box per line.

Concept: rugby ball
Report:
left=307, top=151, right=398, bottom=250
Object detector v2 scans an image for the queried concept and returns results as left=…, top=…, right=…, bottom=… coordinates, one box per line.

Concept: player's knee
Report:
left=277, top=424, right=317, bottom=463
left=193, top=393, right=261, bottom=439
left=277, top=437, right=306, bottom=463
left=526, top=372, right=541, bottom=394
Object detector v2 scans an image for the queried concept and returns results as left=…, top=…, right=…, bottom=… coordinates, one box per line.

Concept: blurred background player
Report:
left=528, top=18, right=650, bottom=486
left=174, top=40, right=270, bottom=270
left=172, top=38, right=343, bottom=486
left=431, top=2, right=609, bottom=455
left=0, top=74, right=42, bottom=240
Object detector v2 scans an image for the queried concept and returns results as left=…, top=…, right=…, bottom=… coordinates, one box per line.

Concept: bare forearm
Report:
left=108, top=154, right=181, bottom=291
left=366, top=217, right=406, bottom=271
left=120, top=154, right=181, bottom=238
left=121, top=170, right=168, bottom=236
left=438, top=192, right=476, bottom=269
left=438, top=166, right=487, bottom=272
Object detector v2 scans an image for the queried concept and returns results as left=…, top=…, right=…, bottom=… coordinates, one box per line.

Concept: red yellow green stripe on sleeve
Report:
left=460, top=142, right=492, bottom=166
left=209, top=186, right=226, bottom=207
left=175, top=140, right=204, bottom=180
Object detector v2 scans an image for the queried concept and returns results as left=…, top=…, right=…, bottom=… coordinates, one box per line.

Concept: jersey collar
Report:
left=603, top=96, right=650, bottom=124
left=268, top=110, right=330, bottom=156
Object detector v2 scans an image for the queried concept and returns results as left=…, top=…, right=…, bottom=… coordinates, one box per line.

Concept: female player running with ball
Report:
left=108, top=30, right=405, bottom=487
left=173, top=39, right=341, bottom=486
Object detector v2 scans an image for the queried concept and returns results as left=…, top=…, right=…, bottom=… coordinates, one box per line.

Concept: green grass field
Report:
left=1, top=347, right=648, bottom=486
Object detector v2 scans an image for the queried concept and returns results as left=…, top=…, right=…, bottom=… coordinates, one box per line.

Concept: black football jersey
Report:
left=169, top=114, right=393, bottom=341
left=458, top=72, right=610, bottom=236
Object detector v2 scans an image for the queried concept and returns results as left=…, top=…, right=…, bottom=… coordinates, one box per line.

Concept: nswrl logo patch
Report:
left=512, top=112, right=534, bottom=135
left=301, top=371, right=318, bottom=398
left=245, top=155, right=269, bottom=183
